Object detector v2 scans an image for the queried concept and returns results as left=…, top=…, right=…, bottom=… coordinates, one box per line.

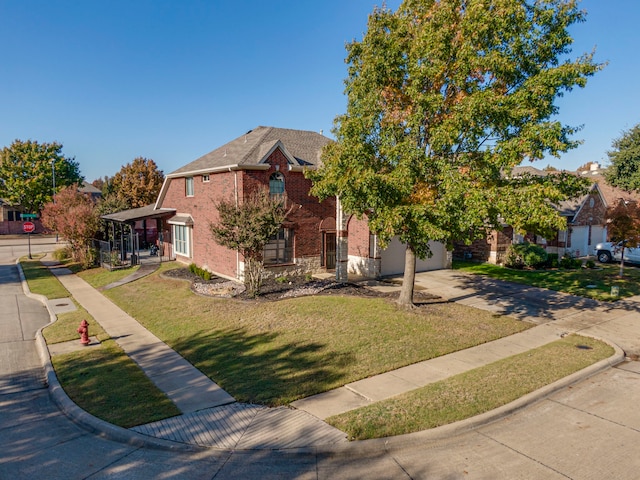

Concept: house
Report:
left=135, top=126, right=450, bottom=281
left=152, top=126, right=338, bottom=279
left=454, top=164, right=640, bottom=263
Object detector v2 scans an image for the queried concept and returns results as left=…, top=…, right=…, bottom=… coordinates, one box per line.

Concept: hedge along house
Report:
left=154, top=127, right=339, bottom=280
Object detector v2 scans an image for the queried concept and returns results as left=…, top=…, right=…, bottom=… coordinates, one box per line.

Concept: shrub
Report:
left=505, top=242, right=548, bottom=269
left=585, top=259, right=596, bottom=269
left=52, top=246, right=72, bottom=261
left=560, top=253, right=582, bottom=269
left=189, top=263, right=211, bottom=281
left=275, top=276, right=289, bottom=284
left=546, top=253, right=559, bottom=268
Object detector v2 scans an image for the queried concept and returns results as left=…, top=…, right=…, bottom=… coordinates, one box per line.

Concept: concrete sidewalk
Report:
left=37, top=262, right=632, bottom=450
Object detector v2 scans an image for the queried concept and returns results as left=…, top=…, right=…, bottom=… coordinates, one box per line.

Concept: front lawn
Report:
left=92, top=263, right=532, bottom=406
left=453, top=260, right=640, bottom=301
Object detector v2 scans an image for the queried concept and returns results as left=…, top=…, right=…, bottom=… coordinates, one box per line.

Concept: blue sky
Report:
left=0, top=0, right=637, bottom=182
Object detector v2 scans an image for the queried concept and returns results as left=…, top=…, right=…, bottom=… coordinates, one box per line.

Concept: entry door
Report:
left=324, top=232, right=336, bottom=270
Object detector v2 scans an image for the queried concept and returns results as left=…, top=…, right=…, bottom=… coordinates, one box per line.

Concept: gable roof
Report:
left=166, top=126, right=332, bottom=178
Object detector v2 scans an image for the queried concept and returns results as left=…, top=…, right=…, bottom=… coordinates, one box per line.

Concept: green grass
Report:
left=87, top=262, right=533, bottom=406
left=327, top=335, right=614, bottom=440
left=19, top=255, right=71, bottom=299
left=51, top=340, right=181, bottom=427
left=19, top=259, right=182, bottom=428
left=78, top=264, right=140, bottom=289
left=42, top=302, right=109, bottom=344
left=453, top=260, right=640, bottom=301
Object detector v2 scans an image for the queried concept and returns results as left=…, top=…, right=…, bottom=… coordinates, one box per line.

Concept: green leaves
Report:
left=604, top=124, right=640, bottom=193
left=0, top=139, right=82, bottom=213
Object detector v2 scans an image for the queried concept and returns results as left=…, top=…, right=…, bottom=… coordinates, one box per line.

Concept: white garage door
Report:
left=380, top=237, right=447, bottom=276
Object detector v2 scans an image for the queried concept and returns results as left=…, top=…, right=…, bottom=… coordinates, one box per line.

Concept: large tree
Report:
left=604, top=123, right=640, bottom=192
left=111, top=157, right=164, bottom=209
left=310, top=0, right=598, bottom=306
left=0, top=140, right=83, bottom=214
left=210, top=189, right=290, bottom=297
left=41, top=185, right=100, bottom=267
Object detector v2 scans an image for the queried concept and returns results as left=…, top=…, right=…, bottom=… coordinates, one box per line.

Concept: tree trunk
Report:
left=397, top=243, right=416, bottom=307
left=619, top=246, right=626, bottom=278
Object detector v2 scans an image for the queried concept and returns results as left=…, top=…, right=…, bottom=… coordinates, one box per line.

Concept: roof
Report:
left=101, top=204, right=176, bottom=223
left=79, top=181, right=102, bottom=196
left=167, top=126, right=332, bottom=177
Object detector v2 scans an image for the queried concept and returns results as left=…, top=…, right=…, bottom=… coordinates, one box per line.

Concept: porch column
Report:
left=336, top=196, right=349, bottom=283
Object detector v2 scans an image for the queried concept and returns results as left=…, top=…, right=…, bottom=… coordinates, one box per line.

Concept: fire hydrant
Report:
left=77, top=319, right=90, bottom=346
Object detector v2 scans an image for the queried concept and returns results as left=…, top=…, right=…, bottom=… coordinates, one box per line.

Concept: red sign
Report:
left=23, top=221, right=35, bottom=233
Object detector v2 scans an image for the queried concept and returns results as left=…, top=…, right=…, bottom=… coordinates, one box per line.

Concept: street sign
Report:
left=20, top=213, right=38, bottom=219
left=23, top=221, right=35, bottom=233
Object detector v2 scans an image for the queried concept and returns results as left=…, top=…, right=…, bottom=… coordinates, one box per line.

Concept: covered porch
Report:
left=100, top=204, right=176, bottom=269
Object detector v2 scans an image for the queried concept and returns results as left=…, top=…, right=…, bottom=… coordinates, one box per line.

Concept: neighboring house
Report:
left=1, top=181, right=103, bottom=235
left=455, top=163, right=640, bottom=263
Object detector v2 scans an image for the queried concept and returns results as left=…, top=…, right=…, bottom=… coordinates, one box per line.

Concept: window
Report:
left=173, top=224, right=191, bottom=257
left=269, top=172, right=285, bottom=196
left=185, top=177, right=194, bottom=196
left=202, top=174, right=210, bottom=183
left=264, top=228, right=293, bottom=264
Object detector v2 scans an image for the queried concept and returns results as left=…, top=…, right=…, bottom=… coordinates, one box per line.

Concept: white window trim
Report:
left=202, top=174, right=210, bottom=183
left=186, top=177, right=194, bottom=197
left=171, top=223, right=191, bottom=257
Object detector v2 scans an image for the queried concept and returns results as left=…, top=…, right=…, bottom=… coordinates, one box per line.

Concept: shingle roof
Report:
left=168, top=126, right=332, bottom=177
left=101, top=204, right=175, bottom=223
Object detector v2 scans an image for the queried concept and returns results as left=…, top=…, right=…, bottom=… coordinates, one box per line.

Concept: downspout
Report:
left=233, top=168, right=240, bottom=279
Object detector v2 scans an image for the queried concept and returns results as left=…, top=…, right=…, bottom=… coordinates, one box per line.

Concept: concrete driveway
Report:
left=1, top=237, right=640, bottom=479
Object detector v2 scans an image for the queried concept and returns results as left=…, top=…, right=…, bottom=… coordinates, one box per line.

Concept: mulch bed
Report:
left=160, top=267, right=440, bottom=303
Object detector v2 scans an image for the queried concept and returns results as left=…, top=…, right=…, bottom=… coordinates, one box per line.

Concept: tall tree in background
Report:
left=111, top=157, right=164, bottom=209
left=0, top=140, right=82, bottom=213
left=310, top=0, right=599, bottom=306
left=210, top=189, right=290, bottom=297
left=604, top=123, right=640, bottom=192
left=605, top=199, right=640, bottom=278
left=41, top=185, right=100, bottom=267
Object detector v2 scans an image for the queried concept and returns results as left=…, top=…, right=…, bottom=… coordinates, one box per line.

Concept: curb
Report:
left=17, top=259, right=206, bottom=453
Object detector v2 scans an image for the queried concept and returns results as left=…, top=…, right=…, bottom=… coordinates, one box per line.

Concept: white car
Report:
left=595, top=241, right=640, bottom=264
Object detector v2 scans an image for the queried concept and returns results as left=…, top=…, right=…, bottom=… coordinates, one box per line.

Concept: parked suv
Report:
left=595, top=240, right=640, bottom=264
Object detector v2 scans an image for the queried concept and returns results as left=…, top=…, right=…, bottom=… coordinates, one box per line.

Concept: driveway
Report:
left=1, top=237, right=640, bottom=478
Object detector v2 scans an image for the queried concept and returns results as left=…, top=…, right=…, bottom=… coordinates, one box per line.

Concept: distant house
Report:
left=102, top=126, right=449, bottom=280
left=454, top=164, right=640, bottom=263
left=0, top=181, right=101, bottom=235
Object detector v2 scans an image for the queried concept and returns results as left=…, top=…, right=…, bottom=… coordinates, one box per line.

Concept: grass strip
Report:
left=92, top=262, right=532, bottom=406
left=453, top=260, right=640, bottom=301
left=19, top=255, right=71, bottom=299
left=51, top=340, right=181, bottom=428
left=78, top=264, right=140, bottom=289
left=42, top=302, right=109, bottom=344
left=327, top=335, right=613, bottom=440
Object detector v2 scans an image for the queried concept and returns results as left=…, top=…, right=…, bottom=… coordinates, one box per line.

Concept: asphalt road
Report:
left=1, top=235, right=640, bottom=479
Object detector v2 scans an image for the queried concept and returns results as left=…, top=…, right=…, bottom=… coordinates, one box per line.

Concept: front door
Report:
left=324, top=232, right=336, bottom=270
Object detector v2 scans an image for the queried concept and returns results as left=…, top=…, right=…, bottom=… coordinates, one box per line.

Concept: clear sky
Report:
left=0, top=0, right=637, bottom=182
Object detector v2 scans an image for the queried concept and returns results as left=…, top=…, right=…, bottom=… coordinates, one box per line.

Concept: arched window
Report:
left=269, top=172, right=285, bottom=195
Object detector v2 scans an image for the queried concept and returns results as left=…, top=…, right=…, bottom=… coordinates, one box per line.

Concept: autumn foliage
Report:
left=41, top=186, right=100, bottom=266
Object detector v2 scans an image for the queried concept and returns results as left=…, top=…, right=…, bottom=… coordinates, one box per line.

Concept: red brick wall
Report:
left=572, top=191, right=606, bottom=227
left=161, top=147, right=336, bottom=278
left=347, top=215, right=371, bottom=258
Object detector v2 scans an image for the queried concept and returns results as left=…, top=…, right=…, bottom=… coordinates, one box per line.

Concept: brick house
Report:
left=103, top=126, right=450, bottom=279
left=154, top=126, right=338, bottom=279
left=454, top=165, right=640, bottom=263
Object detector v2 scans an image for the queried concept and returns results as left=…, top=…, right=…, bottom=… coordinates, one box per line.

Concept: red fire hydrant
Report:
left=77, top=319, right=90, bottom=346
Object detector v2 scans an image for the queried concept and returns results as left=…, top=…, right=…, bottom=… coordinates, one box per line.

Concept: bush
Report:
left=505, top=243, right=548, bottom=269
left=585, top=259, right=596, bottom=269
left=546, top=253, right=559, bottom=268
left=52, top=246, right=72, bottom=261
left=560, top=253, right=582, bottom=269
left=189, top=263, right=211, bottom=281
